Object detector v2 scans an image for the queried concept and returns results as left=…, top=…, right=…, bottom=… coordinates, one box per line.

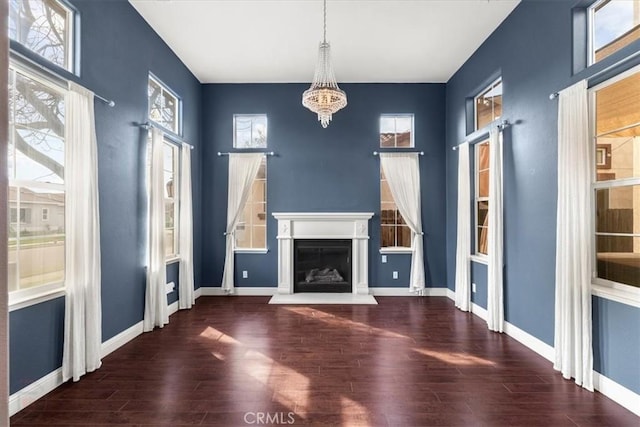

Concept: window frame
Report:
left=8, top=60, right=68, bottom=309
left=234, top=156, right=267, bottom=252
left=9, top=0, right=76, bottom=72
left=588, top=0, right=640, bottom=66
left=148, top=74, right=182, bottom=136
left=379, top=114, right=415, bottom=148
left=379, top=164, right=413, bottom=252
left=588, top=64, right=640, bottom=308
left=474, top=139, right=490, bottom=259
left=233, top=114, right=268, bottom=149
left=474, top=78, right=503, bottom=132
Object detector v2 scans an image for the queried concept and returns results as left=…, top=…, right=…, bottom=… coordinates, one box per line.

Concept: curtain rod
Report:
left=10, top=50, right=115, bottom=107
left=217, top=151, right=275, bottom=156
left=549, top=49, right=640, bottom=100
left=138, top=122, right=194, bottom=149
left=373, top=151, right=424, bottom=156
left=452, top=120, right=510, bottom=150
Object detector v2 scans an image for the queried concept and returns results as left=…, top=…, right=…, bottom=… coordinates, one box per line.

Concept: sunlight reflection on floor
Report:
left=413, top=347, right=496, bottom=366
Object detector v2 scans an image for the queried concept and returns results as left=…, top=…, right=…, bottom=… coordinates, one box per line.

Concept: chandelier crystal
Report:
left=302, top=0, right=347, bottom=128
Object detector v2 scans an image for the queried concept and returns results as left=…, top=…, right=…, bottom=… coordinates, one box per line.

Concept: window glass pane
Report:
left=9, top=185, right=65, bottom=292
left=596, top=71, right=640, bottom=138
left=477, top=226, right=488, bottom=255
left=475, top=80, right=502, bottom=130
left=596, top=186, right=638, bottom=233
left=252, top=116, right=267, bottom=147
left=380, top=116, right=395, bottom=147
left=9, top=0, right=71, bottom=70
left=478, top=170, right=490, bottom=198
left=234, top=115, right=267, bottom=148
left=148, top=77, right=180, bottom=134
left=596, top=236, right=640, bottom=287
left=235, top=158, right=266, bottom=248
left=252, top=225, right=266, bottom=249
left=593, top=0, right=640, bottom=63
left=381, top=203, right=396, bottom=225
left=395, top=117, right=412, bottom=147
left=380, top=115, right=414, bottom=147
left=398, top=225, right=412, bottom=247
left=381, top=225, right=395, bottom=247
left=164, top=228, right=175, bottom=257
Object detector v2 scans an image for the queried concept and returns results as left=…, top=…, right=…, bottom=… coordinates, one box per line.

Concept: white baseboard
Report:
left=199, top=287, right=277, bottom=296
left=168, top=300, right=179, bottom=316
left=445, top=290, right=639, bottom=416
left=370, top=287, right=449, bottom=296
left=9, top=368, right=63, bottom=416
left=594, top=371, right=640, bottom=416
left=101, top=321, right=143, bottom=359
left=194, top=287, right=203, bottom=299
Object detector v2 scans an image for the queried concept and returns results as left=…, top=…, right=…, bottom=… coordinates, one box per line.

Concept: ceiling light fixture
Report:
left=302, top=0, right=347, bottom=128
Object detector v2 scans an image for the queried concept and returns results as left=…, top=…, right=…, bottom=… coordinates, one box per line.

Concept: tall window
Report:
left=9, top=0, right=74, bottom=71
left=380, top=166, right=411, bottom=249
left=591, top=66, right=640, bottom=289
left=234, top=115, right=267, bottom=149
left=8, top=64, right=66, bottom=298
left=235, top=158, right=267, bottom=250
left=163, top=142, right=179, bottom=259
left=475, top=140, right=490, bottom=255
left=148, top=75, right=180, bottom=135
left=590, top=0, right=640, bottom=65
left=380, top=115, right=414, bottom=148
left=475, top=79, right=502, bottom=130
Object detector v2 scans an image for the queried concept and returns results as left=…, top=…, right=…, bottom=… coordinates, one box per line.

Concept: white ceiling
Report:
left=129, top=0, right=520, bottom=84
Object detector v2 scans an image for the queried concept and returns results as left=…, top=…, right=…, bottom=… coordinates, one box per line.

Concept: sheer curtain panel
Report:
left=62, top=83, right=102, bottom=382
left=486, top=128, right=504, bottom=332
left=554, top=80, right=593, bottom=391
left=454, top=142, right=471, bottom=312
left=221, top=154, right=264, bottom=293
left=379, top=153, right=425, bottom=293
left=144, top=128, right=169, bottom=332
left=179, top=144, right=195, bottom=309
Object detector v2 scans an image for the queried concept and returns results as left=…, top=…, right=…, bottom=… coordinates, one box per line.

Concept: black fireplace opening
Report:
left=294, top=239, right=351, bottom=293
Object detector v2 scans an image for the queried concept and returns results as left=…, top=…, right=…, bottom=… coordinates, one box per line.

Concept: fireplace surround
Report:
left=272, top=212, right=374, bottom=294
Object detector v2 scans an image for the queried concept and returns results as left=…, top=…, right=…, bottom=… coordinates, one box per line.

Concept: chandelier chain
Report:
left=323, top=0, right=327, bottom=43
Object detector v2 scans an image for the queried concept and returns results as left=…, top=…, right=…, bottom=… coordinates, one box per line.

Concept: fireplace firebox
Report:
left=294, top=239, right=351, bottom=293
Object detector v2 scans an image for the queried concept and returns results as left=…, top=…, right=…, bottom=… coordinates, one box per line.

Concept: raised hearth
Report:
left=273, top=212, right=374, bottom=294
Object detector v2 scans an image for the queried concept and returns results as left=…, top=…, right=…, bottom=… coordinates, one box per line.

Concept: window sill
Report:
left=380, top=247, right=413, bottom=255
left=9, top=287, right=66, bottom=312
left=235, top=249, right=269, bottom=254
left=470, top=254, right=488, bottom=265
left=592, top=282, right=640, bottom=308
left=166, top=257, right=181, bottom=265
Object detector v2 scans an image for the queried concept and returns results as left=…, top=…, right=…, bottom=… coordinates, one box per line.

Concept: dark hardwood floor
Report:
left=10, top=296, right=638, bottom=426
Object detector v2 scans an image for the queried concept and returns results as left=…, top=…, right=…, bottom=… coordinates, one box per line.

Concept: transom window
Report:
left=380, top=166, right=411, bottom=249
left=163, top=143, right=180, bottom=259
left=235, top=158, right=267, bottom=250
left=148, top=75, right=180, bottom=135
left=380, top=115, right=414, bottom=148
left=591, top=66, right=640, bottom=289
left=8, top=64, right=66, bottom=300
left=475, top=140, right=490, bottom=256
left=475, top=79, right=502, bottom=131
left=233, top=115, right=267, bottom=149
left=9, top=0, right=74, bottom=71
left=590, top=0, right=640, bottom=65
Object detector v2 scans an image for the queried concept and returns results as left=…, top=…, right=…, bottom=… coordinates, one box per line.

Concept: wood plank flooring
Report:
left=10, top=296, right=639, bottom=426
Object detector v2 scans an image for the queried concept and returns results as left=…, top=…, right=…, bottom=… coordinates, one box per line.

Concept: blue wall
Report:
left=201, top=83, right=446, bottom=288
left=445, top=0, right=640, bottom=393
left=9, top=0, right=202, bottom=394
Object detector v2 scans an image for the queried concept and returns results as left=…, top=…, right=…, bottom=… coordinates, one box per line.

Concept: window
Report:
left=475, top=79, right=502, bottom=131
left=148, top=75, right=180, bottom=135
left=234, top=115, right=267, bottom=149
left=8, top=0, right=74, bottom=71
left=380, top=115, right=414, bottom=148
left=8, top=64, right=66, bottom=297
left=235, top=158, right=267, bottom=250
left=380, top=166, right=411, bottom=249
left=475, top=140, right=490, bottom=256
left=591, top=66, right=640, bottom=291
left=163, top=142, right=179, bottom=259
left=590, top=0, right=640, bottom=65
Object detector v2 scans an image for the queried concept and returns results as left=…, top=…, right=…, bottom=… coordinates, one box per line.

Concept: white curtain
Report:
left=144, top=128, right=168, bottom=332
left=554, top=80, right=593, bottom=391
left=379, top=153, right=425, bottom=293
left=62, top=82, right=102, bottom=382
left=221, top=154, right=263, bottom=293
left=487, top=128, right=504, bottom=332
left=178, top=144, right=195, bottom=309
left=454, top=142, right=471, bottom=312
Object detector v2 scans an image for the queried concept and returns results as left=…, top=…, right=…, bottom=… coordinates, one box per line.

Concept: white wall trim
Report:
left=168, top=300, right=179, bottom=316
left=9, top=368, right=63, bottom=416
left=444, top=291, right=639, bottom=415
left=370, top=287, right=449, bottom=297
left=194, top=287, right=203, bottom=300
left=100, top=321, right=144, bottom=359
left=594, top=371, right=640, bottom=417
left=199, top=286, right=278, bottom=296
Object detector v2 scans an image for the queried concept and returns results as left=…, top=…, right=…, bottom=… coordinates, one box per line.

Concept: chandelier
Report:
left=302, top=0, right=347, bottom=128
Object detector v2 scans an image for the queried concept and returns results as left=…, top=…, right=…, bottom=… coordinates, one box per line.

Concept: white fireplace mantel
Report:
left=272, top=212, right=374, bottom=295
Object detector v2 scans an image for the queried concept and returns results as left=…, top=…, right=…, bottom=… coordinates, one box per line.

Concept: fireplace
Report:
left=272, top=212, right=374, bottom=294
left=294, top=239, right=351, bottom=293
